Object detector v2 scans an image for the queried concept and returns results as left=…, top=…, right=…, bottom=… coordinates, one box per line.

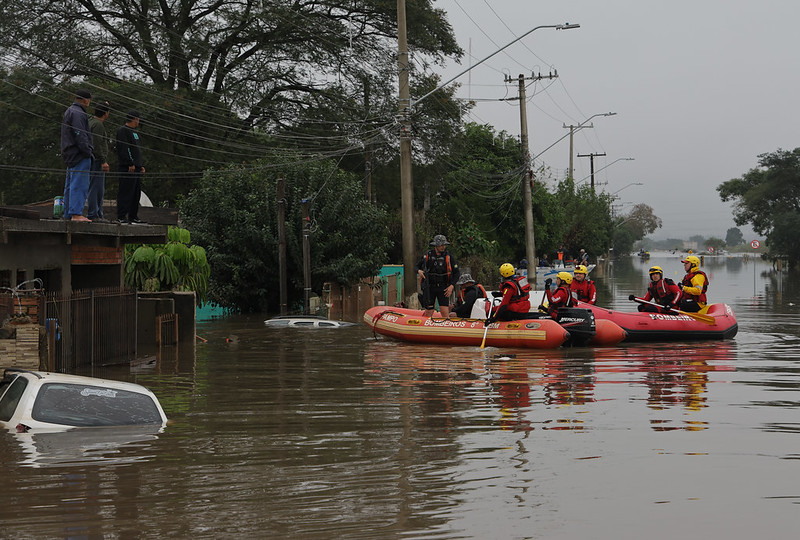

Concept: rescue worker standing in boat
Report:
left=630, top=265, right=682, bottom=313
left=678, top=255, right=709, bottom=312
left=542, top=272, right=574, bottom=317
left=489, top=263, right=531, bottom=322
left=570, top=265, right=596, bottom=305
left=416, top=234, right=459, bottom=317
left=453, top=273, right=487, bottom=318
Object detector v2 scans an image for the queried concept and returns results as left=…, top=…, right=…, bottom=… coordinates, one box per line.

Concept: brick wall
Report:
left=71, top=245, right=124, bottom=265
left=0, top=324, right=41, bottom=369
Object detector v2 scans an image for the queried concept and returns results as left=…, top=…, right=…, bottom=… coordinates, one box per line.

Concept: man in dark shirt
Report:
left=88, top=101, right=110, bottom=221
left=116, top=110, right=146, bottom=224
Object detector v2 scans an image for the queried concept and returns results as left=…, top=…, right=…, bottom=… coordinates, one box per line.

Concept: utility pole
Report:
left=562, top=123, right=594, bottom=180
left=506, top=71, right=558, bottom=282
left=277, top=178, right=288, bottom=315
left=301, top=199, right=312, bottom=315
left=397, top=0, right=416, bottom=304
left=577, top=152, right=606, bottom=190
left=364, top=78, right=373, bottom=202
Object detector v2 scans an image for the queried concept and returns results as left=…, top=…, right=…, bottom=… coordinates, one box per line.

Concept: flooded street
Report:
left=2, top=254, right=800, bottom=539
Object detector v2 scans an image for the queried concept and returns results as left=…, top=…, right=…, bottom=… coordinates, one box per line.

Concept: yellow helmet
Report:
left=648, top=265, right=663, bottom=275
left=499, top=262, right=515, bottom=278
left=574, top=265, right=588, bottom=275
left=681, top=255, right=700, bottom=269
left=557, top=271, right=573, bottom=284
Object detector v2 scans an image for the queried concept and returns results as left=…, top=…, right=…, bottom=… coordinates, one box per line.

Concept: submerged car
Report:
left=0, top=368, right=168, bottom=433
left=264, top=315, right=355, bottom=328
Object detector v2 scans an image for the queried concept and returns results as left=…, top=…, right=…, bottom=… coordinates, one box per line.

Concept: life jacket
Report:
left=501, top=275, right=531, bottom=302
left=648, top=277, right=680, bottom=305
left=681, top=270, right=708, bottom=303
left=423, top=251, right=453, bottom=286
left=570, top=279, right=594, bottom=302
left=458, top=283, right=487, bottom=304
left=547, top=284, right=573, bottom=316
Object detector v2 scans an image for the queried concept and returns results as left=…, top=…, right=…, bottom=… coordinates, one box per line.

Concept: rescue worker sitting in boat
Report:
left=541, top=271, right=574, bottom=317
left=570, top=265, right=596, bottom=305
left=678, top=255, right=709, bottom=313
left=488, top=263, right=531, bottom=322
left=629, top=265, right=682, bottom=313
left=453, top=273, right=487, bottom=318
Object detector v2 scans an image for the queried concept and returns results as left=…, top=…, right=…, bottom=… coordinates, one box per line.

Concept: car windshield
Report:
left=31, top=383, right=163, bottom=427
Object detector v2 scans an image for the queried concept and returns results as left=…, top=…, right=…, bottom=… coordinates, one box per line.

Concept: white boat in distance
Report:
left=519, top=263, right=596, bottom=282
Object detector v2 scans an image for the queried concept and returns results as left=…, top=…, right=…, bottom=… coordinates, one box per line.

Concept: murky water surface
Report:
left=2, top=255, right=800, bottom=539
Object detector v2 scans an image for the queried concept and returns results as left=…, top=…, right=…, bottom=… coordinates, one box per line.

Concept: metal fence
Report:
left=45, top=287, right=137, bottom=371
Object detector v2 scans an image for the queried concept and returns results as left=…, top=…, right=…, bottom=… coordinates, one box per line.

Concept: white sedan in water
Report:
left=0, top=368, right=168, bottom=433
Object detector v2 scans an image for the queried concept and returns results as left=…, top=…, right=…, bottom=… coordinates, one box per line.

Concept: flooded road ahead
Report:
left=2, top=254, right=799, bottom=539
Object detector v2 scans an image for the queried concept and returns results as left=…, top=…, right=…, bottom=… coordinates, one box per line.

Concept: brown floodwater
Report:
left=2, top=254, right=800, bottom=539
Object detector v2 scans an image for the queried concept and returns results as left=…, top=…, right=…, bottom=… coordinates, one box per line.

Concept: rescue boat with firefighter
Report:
left=577, top=301, right=738, bottom=342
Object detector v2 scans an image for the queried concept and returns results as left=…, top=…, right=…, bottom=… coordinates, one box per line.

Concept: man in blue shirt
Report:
left=60, top=89, right=94, bottom=222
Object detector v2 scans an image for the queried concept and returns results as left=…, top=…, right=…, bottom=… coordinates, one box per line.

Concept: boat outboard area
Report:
left=264, top=315, right=356, bottom=328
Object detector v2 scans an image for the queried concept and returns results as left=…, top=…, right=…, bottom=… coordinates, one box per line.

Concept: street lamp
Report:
left=612, top=181, right=643, bottom=196
left=397, top=20, right=580, bottom=301
left=576, top=157, right=634, bottom=185
left=534, top=112, right=616, bottom=164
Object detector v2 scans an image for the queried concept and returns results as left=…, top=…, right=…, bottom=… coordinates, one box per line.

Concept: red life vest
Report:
left=502, top=275, right=531, bottom=302
left=647, top=277, right=681, bottom=306
left=681, top=270, right=709, bottom=303
left=570, top=278, right=595, bottom=303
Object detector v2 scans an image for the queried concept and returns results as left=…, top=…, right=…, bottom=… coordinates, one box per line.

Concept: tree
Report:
left=0, top=1, right=459, bottom=132
left=718, top=148, right=800, bottom=262
left=725, top=227, right=745, bottom=246
left=0, top=2, right=466, bottom=205
left=612, top=203, right=662, bottom=255
left=179, top=158, right=391, bottom=312
left=705, top=237, right=726, bottom=251
left=124, top=227, right=210, bottom=305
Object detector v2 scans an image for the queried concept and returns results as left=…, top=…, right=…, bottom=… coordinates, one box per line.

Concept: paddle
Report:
left=631, top=297, right=716, bottom=324
left=480, top=298, right=500, bottom=349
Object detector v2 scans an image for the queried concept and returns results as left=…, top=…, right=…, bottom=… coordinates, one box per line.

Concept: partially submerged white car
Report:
left=0, top=368, right=168, bottom=433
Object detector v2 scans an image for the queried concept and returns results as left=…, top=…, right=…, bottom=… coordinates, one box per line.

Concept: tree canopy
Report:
left=179, top=158, right=390, bottom=312
left=718, top=148, right=800, bottom=261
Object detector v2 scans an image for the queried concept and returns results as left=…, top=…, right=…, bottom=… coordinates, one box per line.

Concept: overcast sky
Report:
left=431, top=0, right=798, bottom=242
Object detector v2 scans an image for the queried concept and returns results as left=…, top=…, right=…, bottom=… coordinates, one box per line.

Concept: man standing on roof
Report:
left=116, top=110, right=146, bottom=224
left=416, top=234, right=459, bottom=317
left=489, top=263, right=531, bottom=322
left=570, top=265, right=597, bottom=305
left=60, top=88, right=94, bottom=222
left=678, top=255, right=709, bottom=312
left=630, top=265, right=682, bottom=313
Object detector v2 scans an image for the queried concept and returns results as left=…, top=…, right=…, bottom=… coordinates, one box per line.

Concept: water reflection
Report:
left=364, top=339, right=736, bottom=434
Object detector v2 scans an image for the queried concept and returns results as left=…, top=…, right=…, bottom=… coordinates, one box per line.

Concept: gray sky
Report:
left=432, top=0, right=797, bottom=242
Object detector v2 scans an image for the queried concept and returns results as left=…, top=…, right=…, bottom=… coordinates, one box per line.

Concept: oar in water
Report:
left=480, top=298, right=501, bottom=349
left=630, top=297, right=716, bottom=324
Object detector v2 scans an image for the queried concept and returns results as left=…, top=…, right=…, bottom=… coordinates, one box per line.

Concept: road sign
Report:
left=751, top=240, right=760, bottom=249
left=707, top=246, right=714, bottom=253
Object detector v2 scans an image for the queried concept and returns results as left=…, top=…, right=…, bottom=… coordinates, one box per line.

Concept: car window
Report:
left=31, top=383, right=163, bottom=426
left=0, top=377, right=28, bottom=421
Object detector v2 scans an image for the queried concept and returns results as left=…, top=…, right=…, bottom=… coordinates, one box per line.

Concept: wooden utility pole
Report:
left=562, top=123, right=594, bottom=180
left=277, top=178, right=288, bottom=315
left=577, top=152, right=606, bottom=190
left=301, top=199, right=312, bottom=315
left=397, top=0, right=415, bottom=303
left=506, top=71, right=558, bottom=282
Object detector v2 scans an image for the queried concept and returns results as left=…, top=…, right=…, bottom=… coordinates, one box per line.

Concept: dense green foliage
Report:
left=179, top=159, right=391, bottom=312
left=124, top=227, right=210, bottom=304
left=718, top=148, right=800, bottom=262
